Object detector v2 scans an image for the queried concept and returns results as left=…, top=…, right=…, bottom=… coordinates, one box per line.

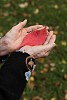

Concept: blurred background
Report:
left=0, top=0, right=67, bottom=100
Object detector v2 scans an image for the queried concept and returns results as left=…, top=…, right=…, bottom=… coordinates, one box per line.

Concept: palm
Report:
left=6, top=28, right=28, bottom=50
left=5, top=20, right=44, bottom=52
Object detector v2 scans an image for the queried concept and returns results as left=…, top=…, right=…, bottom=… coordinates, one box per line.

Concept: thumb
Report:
left=15, top=19, right=27, bottom=30
left=21, top=19, right=27, bottom=28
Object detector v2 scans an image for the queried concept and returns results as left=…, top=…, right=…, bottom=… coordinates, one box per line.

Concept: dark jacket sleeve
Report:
left=0, top=51, right=30, bottom=100
left=0, top=55, right=8, bottom=63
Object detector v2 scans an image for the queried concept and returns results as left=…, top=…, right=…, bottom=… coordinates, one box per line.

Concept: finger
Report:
left=40, top=43, right=56, bottom=52
left=36, top=27, right=45, bottom=30
left=32, top=43, right=56, bottom=57
left=35, top=43, right=55, bottom=58
left=36, top=51, right=50, bottom=58
left=36, top=26, right=49, bottom=31
left=13, top=19, right=27, bottom=31
left=44, top=51, right=50, bottom=57
left=41, top=49, right=52, bottom=57
left=43, top=43, right=56, bottom=52
left=36, top=41, right=56, bottom=58
left=25, top=25, right=44, bottom=33
left=44, top=31, right=53, bottom=45
left=49, top=35, right=56, bottom=43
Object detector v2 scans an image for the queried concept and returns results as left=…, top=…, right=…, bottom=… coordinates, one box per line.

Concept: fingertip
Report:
left=18, top=19, right=27, bottom=26
left=49, top=43, right=56, bottom=48
left=54, top=34, right=56, bottom=39
left=20, top=19, right=27, bottom=27
left=23, top=19, right=27, bottom=23
left=21, top=19, right=27, bottom=24
left=53, top=43, right=56, bottom=47
left=15, top=20, right=27, bottom=30
left=52, top=34, right=56, bottom=42
left=45, top=26, right=49, bottom=30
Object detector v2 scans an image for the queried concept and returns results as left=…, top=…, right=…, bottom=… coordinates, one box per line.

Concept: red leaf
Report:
left=20, top=28, right=47, bottom=47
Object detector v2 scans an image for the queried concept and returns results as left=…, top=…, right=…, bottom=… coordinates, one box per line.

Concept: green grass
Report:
left=0, top=0, right=67, bottom=100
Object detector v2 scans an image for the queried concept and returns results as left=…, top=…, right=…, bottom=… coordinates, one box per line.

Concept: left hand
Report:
left=4, top=20, right=44, bottom=53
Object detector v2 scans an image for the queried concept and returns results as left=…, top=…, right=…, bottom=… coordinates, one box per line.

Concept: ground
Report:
left=0, top=0, right=67, bottom=100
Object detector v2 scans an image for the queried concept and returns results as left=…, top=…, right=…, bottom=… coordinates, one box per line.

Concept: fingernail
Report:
left=23, top=19, right=27, bottom=22
left=19, top=19, right=27, bottom=23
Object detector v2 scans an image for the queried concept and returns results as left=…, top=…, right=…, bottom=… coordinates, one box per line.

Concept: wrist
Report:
left=12, top=51, right=36, bottom=81
left=0, top=35, right=14, bottom=56
left=4, top=35, right=14, bottom=53
left=0, top=36, right=10, bottom=56
left=19, top=46, right=34, bottom=57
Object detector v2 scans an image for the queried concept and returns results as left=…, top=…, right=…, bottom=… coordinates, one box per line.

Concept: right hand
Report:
left=19, top=30, right=56, bottom=58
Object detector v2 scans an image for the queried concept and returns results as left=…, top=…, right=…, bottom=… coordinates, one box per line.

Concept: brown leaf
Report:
left=65, top=94, right=67, bottom=100
left=64, top=74, right=67, bottom=80
left=32, top=96, right=43, bottom=100
left=55, top=81, right=61, bottom=87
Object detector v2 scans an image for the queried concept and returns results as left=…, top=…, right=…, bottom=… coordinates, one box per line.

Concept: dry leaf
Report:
left=23, top=97, right=27, bottom=100
left=65, top=94, right=67, bottom=100
left=4, top=3, right=10, bottom=8
left=62, top=59, right=67, bottom=64
left=50, top=63, right=56, bottom=67
left=30, top=76, right=35, bottom=81
left=34, top=9, right=39, bottom=14
left=61, top=41, right=67, bottom=46
left=19, top=2, right=28, bottom=8
left=55, top=81, right=61, bottom=87
left=32, top=96, right=43, bottom=100
left=54, top=4, right=59, bottom=9
left=37, top=58, right=44, bottom=63
left=51, top=97, right=56, bottom=100
left=64, top=74, right=67, bottom=80
left=44, top=63, right=49, bottom=68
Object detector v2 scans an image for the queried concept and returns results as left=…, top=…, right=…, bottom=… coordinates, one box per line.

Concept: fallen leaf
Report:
left=32, top=96, right=43, bottom=100
left=51, top=97, right=56, bottom=100
left=34, top=9, right=39, bottom=14
left=65, top=94, right=67, bottom=100
left=64, top=74, right=67, bottom=80
left=19, top=2, right=28, bottom=8
left=61, top=41, right=67, bottom=46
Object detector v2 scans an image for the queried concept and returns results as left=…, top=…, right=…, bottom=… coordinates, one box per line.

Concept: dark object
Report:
left=0, top=55, right=9, bottom=63
left=0, top=52, right=33, bottom=100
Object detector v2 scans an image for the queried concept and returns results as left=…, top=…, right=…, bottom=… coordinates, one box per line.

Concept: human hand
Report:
left=4, top=20, right=44, bottom=53
left=19, top=30, right=56, bottom=58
